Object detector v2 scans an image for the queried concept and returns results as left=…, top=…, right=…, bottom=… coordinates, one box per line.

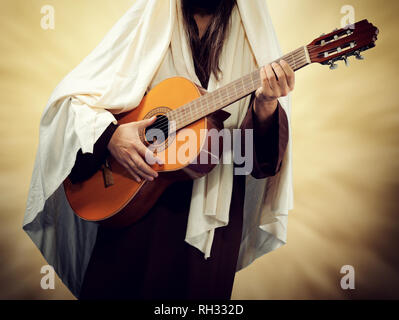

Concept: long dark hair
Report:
left=182, top=0, right=236, bottom=87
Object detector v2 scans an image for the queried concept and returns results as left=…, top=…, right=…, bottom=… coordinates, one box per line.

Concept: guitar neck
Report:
left=168, top=46, right=311, bottom=130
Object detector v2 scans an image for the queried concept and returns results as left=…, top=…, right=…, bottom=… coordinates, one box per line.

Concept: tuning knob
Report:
left=329, top=61, right=338, bottom=70
left=343, top=56, right=349, bottom=67
left=355, top=51, right=365, bottom=60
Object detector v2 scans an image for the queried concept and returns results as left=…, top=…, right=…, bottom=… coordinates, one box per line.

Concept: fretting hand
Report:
left=254, top=60, right=295, bottom=122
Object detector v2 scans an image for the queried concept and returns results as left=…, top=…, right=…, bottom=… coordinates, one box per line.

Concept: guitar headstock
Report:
left=307, top=20, right=379, bottom=69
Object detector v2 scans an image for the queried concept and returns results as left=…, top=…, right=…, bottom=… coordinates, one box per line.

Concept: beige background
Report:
left=0, top=0, right=398, bottom=299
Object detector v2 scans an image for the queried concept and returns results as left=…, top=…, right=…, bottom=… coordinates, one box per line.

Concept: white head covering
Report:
left=23, top=0, right=293, bottom=297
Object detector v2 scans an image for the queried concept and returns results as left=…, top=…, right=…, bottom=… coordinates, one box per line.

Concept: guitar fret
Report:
left=233, top=82, right=238, bottom=100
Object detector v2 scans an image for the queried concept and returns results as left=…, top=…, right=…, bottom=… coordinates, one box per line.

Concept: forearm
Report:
left=253, top=96, right=279, bottom=125
left=240, top=94, right=289, bottom=179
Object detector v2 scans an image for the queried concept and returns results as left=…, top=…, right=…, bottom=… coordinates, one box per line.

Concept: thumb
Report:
left=137, top=116, right=157, bottom=128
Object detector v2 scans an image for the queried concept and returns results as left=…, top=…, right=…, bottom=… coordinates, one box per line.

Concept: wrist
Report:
left=253, top=97, right=278, bottom=123
left=106, top=123, right=120, bottom=152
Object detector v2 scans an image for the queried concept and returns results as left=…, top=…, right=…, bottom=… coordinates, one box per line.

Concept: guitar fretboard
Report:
left=167, top=46, right=311, bottom=131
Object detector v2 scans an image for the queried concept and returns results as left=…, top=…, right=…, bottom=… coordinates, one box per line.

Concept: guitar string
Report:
left=149, top=65, right=296, bottom=135
left=151, top=48, right=311, bottom=130
left=148, top=55, right=310, bottom=135
left=162, top=43, right=357, bottom=130
left=165, top=51, right=311, bottom=130
left=169, top=42, right=353, bottom=129
left=146, top=47, right=323, bottom=134
left=168, top=51, right=310, bottom=128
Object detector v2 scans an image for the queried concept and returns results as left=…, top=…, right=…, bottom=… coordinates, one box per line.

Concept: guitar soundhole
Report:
left=145, top=115, right=169, bottom=146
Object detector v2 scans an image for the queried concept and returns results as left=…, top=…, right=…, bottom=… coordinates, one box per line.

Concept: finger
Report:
left=117, top=149, right=142, bottom=182
left=272, top=62, right=287, bottom=84
left=130, top=152, right=158, bottom=180
left=122, top=160, right=142, bottom=183
left=122, top=152, right=152, bottom=181
left=265, top=64, right=278, bottom=91
left=137, top=116, right=157, bottom=129
left=136, top=141, right=164, bottom=166
left=280, top=60, right=295, bottom=90
left=272, top=62, right=288, bottom=96
left=259, top=67, right=274, bottom=97
left=128, top=158, right=154, bottom=182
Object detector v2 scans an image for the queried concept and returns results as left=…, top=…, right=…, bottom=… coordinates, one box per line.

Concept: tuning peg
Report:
left=355, top=51, right=365, bottom=60
left=329, top=60, right=338, bottom=70
left=343, top=56, right=349, bottom=67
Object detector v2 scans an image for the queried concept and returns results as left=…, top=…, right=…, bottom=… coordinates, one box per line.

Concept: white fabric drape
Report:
left=23, top=0, right=293, bottom=297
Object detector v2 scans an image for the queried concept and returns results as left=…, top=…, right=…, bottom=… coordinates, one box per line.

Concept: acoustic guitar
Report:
left=64, top=20, right=379, bottom=227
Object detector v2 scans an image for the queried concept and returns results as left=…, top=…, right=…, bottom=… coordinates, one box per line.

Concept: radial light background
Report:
left=0, top=0, right=398, bottom=299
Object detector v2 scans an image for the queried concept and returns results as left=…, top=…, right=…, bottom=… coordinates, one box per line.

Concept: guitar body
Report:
left=63, top=77, right=225, bottom=227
